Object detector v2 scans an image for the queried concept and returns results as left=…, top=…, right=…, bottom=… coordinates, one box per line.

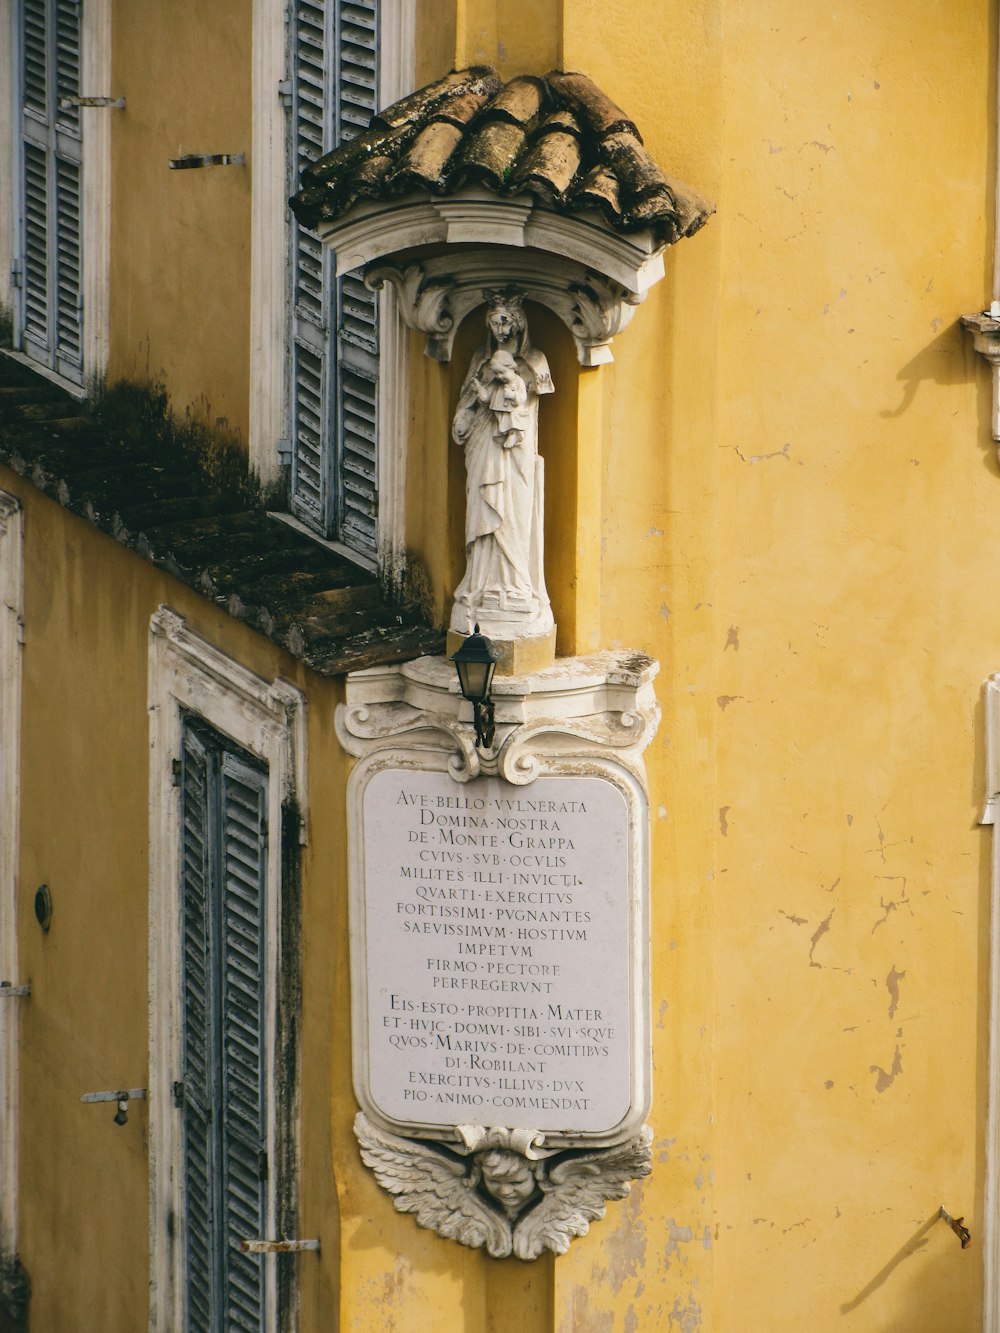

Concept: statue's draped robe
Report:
left=451, top=341, right=553, bottom=634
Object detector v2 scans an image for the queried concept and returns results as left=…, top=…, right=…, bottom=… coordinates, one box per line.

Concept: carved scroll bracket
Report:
left=312, top=186, right=669, bottom=366
left=334, top=649, right=661, bottom=785
left=366, top=253, right=643, bottom=367
left=355, top=1112, right=653, bottom=1261
left=962, top=310, right=1000, bottom=446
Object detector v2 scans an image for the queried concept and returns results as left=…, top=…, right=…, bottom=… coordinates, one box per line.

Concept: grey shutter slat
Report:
left=290, top=0, right=334, bottom=533
left=289, top=0, right=380, bottom=556
left=54, top=154, right=82, bottom=375
left=22, top=143, right=49, bottom=347
left=180, top=724, right=268, bottom=1333
left=220, top=757, right=267, bottom=1332
left=22, top=0, right=47, bottom=116
left=332, top=1, right=379, bottom=558
left=180, top=728, right=219, bottom=1333
left=16, top=0, right=83, bottom=384
left=54, top=0, right=80, bottom=135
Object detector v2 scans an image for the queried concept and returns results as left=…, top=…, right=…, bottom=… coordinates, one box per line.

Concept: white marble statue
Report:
left=450, top=292, right=555, bottom=639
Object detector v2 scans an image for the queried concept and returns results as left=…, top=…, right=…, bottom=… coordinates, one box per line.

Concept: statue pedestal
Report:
left=446, top=627, right=556, bottom=676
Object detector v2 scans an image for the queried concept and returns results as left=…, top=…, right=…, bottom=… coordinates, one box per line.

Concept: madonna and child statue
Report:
left=449, top=292, right=556, bottom=650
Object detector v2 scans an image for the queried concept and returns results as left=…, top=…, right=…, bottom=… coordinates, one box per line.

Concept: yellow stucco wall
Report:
left=399, top=1, right=996, bottom=1329
left=10, top=0, right=1000, bottom=1329
left=4, top=471, right=356, bottom=1332
left=106, top=0, right=252, bottom=441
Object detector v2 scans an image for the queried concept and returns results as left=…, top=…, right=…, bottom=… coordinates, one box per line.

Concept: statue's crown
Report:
left=484, top=288, right=524, bottom=311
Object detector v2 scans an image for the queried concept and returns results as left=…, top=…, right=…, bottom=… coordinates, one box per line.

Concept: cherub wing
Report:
left=354, top=1113, right=512, bottom=1258
left=512, top=1128, right=653, bottom=1261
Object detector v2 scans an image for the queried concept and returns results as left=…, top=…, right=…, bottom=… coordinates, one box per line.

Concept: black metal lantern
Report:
left=450, top=625, right=500, bottom=749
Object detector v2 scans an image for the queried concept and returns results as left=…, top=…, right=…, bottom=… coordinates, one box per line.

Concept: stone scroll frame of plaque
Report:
left=336, top=653, right=659, bottom=1259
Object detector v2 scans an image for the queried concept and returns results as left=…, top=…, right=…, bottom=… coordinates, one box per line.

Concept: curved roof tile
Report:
left=290, top=66, right=713, bottom=246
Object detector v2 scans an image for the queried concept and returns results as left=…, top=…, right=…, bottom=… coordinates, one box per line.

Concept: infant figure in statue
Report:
left=450, top=292, right=555, bottom=640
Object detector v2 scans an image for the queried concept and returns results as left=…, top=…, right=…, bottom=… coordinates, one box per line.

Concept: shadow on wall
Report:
left=839, top=1212, right=977, bottom=1332
left=882, top=321, right=998, bottom=478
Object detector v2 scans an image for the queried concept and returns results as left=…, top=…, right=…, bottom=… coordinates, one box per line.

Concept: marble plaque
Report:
left=354, top=766, right=644, bottom=1142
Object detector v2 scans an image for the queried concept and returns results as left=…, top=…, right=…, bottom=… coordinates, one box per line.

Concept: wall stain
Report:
left=886, top=965, right=906, bottom=1018
left=872, top=880, right=910, bottom=934
left=667, top=1290, right=703, bottom=1331
left=562, top=1286, right=614, bottom=1333
left=780, top=909, right=807, bottom=925
left=869, top=1044, right=903, bottom=1092
left=808, top=908, right=835, bottom=966
left=663, top=1217, right=694, bottom=1272
left=719, top=806, right=730, bottom=835
left=716, top=694, right=741, bottom=710
left=724, top=625, right=740, bottom=651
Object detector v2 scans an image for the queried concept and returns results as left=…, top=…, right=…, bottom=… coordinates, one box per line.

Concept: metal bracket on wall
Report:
left=59, top=95, right=125, bottom=109
left=80, top=1087, right=147, bottom=1126
left=939, top=1206, right=972, bottom=1249
left=240, top=1239, right=321, bottom=1254
left=0, top=981, right=30, bottom=997
left=168, top=153, right=246, bottom=170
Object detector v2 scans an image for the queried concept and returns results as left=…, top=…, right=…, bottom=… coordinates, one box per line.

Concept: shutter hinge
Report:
left=172, top=1080, right=185, bottom=1108
left=258, top=1149, right=269, bottom=1181
left=277, top=437, right=292, bottom=466
left=278, top=79, right=292, bottom=109
left=10, top=258, right=23, bottom=290
left=171, top=758, right=182, bottom=787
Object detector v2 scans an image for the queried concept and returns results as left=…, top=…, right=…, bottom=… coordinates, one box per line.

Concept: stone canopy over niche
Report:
left=289, top=67, right=713, bottom=364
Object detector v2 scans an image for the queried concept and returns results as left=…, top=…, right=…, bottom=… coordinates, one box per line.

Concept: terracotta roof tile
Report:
left=290, top=66, right=713, bottom=246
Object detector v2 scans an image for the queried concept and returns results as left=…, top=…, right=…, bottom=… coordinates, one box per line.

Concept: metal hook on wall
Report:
left=939, top=1206, right=972, bottom=1249
left=80, top=1087, right=147, bottom=1127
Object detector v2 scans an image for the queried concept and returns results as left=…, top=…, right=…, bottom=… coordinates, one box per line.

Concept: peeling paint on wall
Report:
left=885, top=965, right=905, bottom=1019
left=808, top=909, right=835, bottom=967
left=869, top=1045, right=903, bottom=1093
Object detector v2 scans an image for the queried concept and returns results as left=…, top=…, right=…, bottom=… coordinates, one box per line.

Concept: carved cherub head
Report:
left=476, top=1149, right=540, bottom=1219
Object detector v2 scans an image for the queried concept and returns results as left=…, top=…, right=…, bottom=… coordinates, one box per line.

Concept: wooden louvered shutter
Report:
left=180, top=720, right=268, bottom=1333
left=290, top=0, right=379, bottom=561
left=17, top=0, right=84, bottom=384
left=219, top=754, right=268, bottom=1332
left=180, top=727, right=219, bottom=1333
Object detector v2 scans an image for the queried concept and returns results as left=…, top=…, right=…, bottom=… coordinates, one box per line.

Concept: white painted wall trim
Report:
left=374, top=0, right=415, bottom=593
left=0, top=490, right=24, bottom=1274
left=984, top=675, right=1000, bottom=1332
left=0, top=0, right=14, bottom=317
left=248, top=0, right=288, bottom=490
left=80, top=0, right=112, bottom=386
left=147, top=607, right=307, bottom=1332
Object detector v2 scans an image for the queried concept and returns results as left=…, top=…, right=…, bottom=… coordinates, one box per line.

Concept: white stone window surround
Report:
left=0, top=490, right=24, bottom=1294
left=250, top=0, right=415, bottom=588
left=147, top=607, right=307, bottom=1333
left=983, top=674, right=1000, bottom=1332
left=0, top=0, right=112, bottom=393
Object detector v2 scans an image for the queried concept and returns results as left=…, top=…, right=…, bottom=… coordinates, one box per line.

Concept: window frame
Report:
left=0, top=490, right=24, bottom=1304
left=249, top=0, right=414, bottom=585
left=147, top=607, right=306, bottom=1333
left=3, top=0, right=112, bottom=393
